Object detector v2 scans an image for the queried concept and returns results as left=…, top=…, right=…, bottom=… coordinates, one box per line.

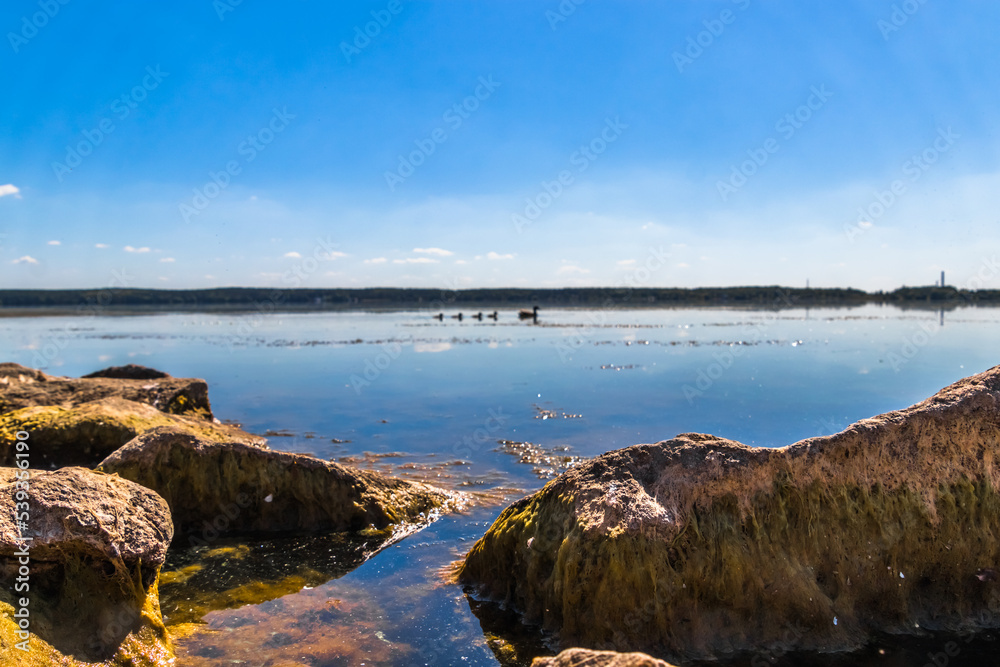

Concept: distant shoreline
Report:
left=1, top=286, right=997, bottom=317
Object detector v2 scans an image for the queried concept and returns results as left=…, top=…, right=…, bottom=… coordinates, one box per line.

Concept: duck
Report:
left=451, top=312, right=463, bottom=321
left=433, top=313, right=444, bottom=321
left=518, top=305, right=539, bottom=320
left=472, top=312, right=483, bottom=321
left=487, top=311, right=498, bottom=320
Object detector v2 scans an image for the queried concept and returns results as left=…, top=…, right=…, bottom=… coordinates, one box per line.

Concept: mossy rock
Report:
left=0, top=397, right=265, bottom=468
left=461, top=365, right=1000, bottom=660
left=0, top=467, right=174, bottom=664
left=98, top=426, right=461, bottom=538
left=0, top=362, right=213, bottom=419
left=531, top=649, right=677, bottom=667
left=158, top=530, right=404, bottom=625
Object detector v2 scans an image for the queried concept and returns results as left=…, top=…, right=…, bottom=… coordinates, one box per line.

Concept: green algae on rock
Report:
left=532, top=649, right=677, bottom=667
left=0, top=362, right=213, bottom=418
left=0, top=467, right=174, bottom=665
left=460, top=365, right=1000, bottom=660
left=99, top=426, right=462, bottom=540
left=159, top=529, right=419, bottom=625
left=0, top=396, right=265, bottom=468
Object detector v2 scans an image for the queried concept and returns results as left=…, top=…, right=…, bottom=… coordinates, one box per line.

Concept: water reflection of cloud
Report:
left=413, top=341, right=452, bottom=353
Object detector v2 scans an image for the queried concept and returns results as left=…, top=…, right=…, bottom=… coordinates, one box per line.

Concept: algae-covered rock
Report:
left=532, top=649, right=676, bottom=667
left=159, top=530, right=417, bottom=625
left=0, top=362, right=212, bottom=418
left=99, top=426, right=460, bottom=539
left=460, top=366, right=1000, bottom=660
left=0, top=396, right=265, bottom=468
left=0, top=466, right=174, bottom=664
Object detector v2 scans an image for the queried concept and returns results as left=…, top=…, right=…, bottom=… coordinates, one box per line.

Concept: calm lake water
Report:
left=3, top=304, right=1000, bottom=666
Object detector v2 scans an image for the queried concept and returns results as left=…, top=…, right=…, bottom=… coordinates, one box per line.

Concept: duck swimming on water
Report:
left=518, top=305, right=539, bottom=320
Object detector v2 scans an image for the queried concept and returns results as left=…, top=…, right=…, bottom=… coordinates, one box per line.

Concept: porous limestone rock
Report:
left=0, top=362, right=212, bottom=418
left=99, top=426, right=459, bottom=540
left=0, top=396, right=264, bottom=468
left=461, top=366, right=1000, bottom=660
left=532, top=649, right=676, bottom=667
left=0, top=466, right=174, bottom=664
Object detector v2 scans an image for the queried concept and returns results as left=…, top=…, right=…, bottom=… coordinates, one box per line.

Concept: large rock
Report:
left=532, top=649, right=676, bottom=667
left=0, top=466, right=174, bottom=664
left=0, top=362, right=213, bottom=418
left=460, top=366, right=1000, bottom=660
left=0, top=396, right=264, bottom=468
left=99, top=426, right=460, bottom=540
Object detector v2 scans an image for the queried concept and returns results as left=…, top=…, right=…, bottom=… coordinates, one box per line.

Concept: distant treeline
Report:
left=2, top=286, right=999, bottom=312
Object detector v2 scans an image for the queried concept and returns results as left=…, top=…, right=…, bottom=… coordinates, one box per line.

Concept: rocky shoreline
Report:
left=461, top=365, right=1000, bottom=662
left=4, top=361, right=1000, bottom=664
left=0, top=363, right=461, bottom=664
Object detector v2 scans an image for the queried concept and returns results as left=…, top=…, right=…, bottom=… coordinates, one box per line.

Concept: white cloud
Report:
left=487, top=251, right=515, bottom=260
left=47, top=240, right=61, bottom=246
left=0, top=184, right=21, bottom=199
left=283, top=251, right=302, bottom=258
left=158, top=276, right=169, bottom=281
left=160, top=257, right=175, bottom=263
left=617, top=259, right=637, bottom=266
left=413, top=247, right=454, bottom=257
left=677, top=262, right=690, bottom=269
left=364, top=257, right=387, bottom=264
left=12, top=256, right=38, bottom=265
left=393, top=257, right=439, bottom=264
left=556, top=265, right=590, bottom=275
left=455, top=259, right=468, bottom=265
left=124, top=246, right=150, bottom=253
left=95, top=243, right=109, bottom=249
left=321, top=251, right=348, bottom=260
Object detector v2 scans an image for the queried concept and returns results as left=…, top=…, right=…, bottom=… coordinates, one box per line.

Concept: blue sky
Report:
left=2, top=1, right=999, bottom=291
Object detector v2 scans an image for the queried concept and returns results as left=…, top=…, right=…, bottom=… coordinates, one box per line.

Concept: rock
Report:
left=0, top=396, right=265, bottom=468
left=0, top=466, right=174, bottom=664
left=0, top=362, right=213, bottom=418
left=532, top=649, right=676, bottom=667
left=99, top=426, right=460, bottom=540
left=82, top=364, right=171, bottom=380
left=460, top=366, right=1000, bottom=659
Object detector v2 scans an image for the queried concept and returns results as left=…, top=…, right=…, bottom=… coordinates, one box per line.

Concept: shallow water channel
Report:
left=3, top=305, right=1000, bottom=665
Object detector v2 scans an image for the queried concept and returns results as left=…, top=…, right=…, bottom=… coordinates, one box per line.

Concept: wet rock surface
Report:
left=0, top=362, right=213, bottom=418
left=0, top=396, right=265, bottom=468
left=0, top=466, right=173, bottom=664
left=460, top=366, right=1000, bottom=660
left=99, top=425, right=460, bottom=538
left=532, top=649, right=676, bottom=667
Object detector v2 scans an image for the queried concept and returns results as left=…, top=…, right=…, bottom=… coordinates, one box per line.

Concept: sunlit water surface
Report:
left=3, top=305, right=999, bottom=666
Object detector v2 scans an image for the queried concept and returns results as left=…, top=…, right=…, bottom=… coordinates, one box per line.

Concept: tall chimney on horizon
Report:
left=941, top=270, right=945, bottom=288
